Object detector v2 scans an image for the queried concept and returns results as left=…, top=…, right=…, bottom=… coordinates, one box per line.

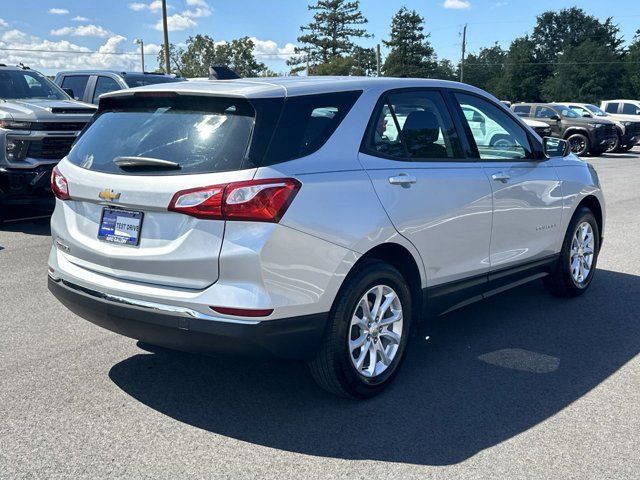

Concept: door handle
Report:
left=388, top=173, right=417, bottom=186
left=491, top=172, right=511, bottom=183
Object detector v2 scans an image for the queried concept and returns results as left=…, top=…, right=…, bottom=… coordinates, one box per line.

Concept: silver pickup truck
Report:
left=0, top=64, right=96, bottom=219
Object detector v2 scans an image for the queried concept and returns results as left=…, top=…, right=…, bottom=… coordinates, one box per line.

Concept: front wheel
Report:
left=544, top=207, right=600, bottom=297
left=567, top=133, right=590, bottom=156
left=309, top=260, right=412, bottom=399
left=605, top=134, right=620, bottom=153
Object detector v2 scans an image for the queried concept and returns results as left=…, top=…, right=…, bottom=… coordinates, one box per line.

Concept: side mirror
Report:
left=63, top=88, right=76, bottom=99
left=543, top=137, right=570, bottom=158
left=549, top=114, right=561, bottom=121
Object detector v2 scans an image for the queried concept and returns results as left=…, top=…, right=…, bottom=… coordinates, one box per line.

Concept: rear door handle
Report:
left=388, top=174, right=417, bottom=186
left=491, top=172, right=511, bottom=183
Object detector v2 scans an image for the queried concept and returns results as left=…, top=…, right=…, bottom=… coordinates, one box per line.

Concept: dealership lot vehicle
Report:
left=47, top=77, right=604, bottom=398
left=53, top=70, right=184, bottom=105
left=564, top=102, right=640, bottom=152
left=0, top=64, right=96, bottom=219
left=512, top=102, right=617, bottom=156
left=601, top=99, right=640, bottom=118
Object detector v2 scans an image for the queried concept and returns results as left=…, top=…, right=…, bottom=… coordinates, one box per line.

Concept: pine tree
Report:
left=383, top=7, right=437, bottom=78
left=288, top=0, right=371, bottom=73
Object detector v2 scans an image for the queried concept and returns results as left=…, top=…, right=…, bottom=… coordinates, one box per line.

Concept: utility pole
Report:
left=306, top=52, right=310, bottom=76
left=135, top=39, right=145, bottom=72
left=161, top=0, right=170, bottom=74
left=460, top=24, right=467, bottom=83
left=376, top=44, right=381, bottom=77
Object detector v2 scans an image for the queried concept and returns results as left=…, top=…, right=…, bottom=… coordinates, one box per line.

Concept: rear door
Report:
left=54, top=93, right=267, bottom=289
left=452, top=92, right=563, bottom=269
left=358, top=88, right=493, bottom=287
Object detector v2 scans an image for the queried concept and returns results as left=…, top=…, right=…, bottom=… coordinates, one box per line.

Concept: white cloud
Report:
left=51, top=24, right=110, bottom=38
left=443, top=0, right=471, bottom=9
left=129, top=1, right=163, bottom=12
left=0, top=18, right=8, bottom=27
left=143, top=42, right=162, bottom=55
left=48, top=8, right=69, bottom=15
left=153, top=0, right=211, bottom=31
left=1, top=29, right=28, bottom=42
left=72, top=16, right=90, bottom=22
left=250, top=37, right=297, bottom=60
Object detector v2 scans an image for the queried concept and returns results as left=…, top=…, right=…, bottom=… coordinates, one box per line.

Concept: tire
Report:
left=309, top=260, right=413, bottom=399
left=566, top=133, right=590, bottom=156
left=618, top=144, right=634, bottom=152
left=544, top=207, right=600, bottom=297
left=605, top=134, right=620, bottom=153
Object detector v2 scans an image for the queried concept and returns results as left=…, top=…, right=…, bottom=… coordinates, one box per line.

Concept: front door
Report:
left=358, top=89, right=493, bottom=287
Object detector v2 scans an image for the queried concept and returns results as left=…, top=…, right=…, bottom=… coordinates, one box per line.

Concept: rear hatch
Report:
left=54, top=92, right=281, bottom=290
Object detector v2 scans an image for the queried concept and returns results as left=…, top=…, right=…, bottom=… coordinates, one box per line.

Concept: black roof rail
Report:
left=209, top=65, right=241, bottom=80
left=17, top=63, right=30, bottom=70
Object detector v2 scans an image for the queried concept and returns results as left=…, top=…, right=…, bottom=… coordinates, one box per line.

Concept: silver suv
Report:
left=47, top=77, right=605, bottom=398
left=0, top=65, right=95, bottom=217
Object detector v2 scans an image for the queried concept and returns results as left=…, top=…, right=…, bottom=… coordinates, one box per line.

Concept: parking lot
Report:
left=1, top=150, right=639, bottom=479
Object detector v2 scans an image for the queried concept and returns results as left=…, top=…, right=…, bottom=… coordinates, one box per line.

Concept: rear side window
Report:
left=61, top=75, right=89, bottom=100
left=68, top=95, right=257, bottom=175
left=513, top=105, right=531, bottom=116
left=604, top=102, right=618, bottom=114
left=262, top=91, right=361, bottom=165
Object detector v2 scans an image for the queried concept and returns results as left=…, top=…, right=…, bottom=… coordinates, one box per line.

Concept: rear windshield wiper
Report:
left=113, top=156, right=181, bottom=169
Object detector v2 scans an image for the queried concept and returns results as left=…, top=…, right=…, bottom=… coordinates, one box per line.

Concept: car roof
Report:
left=101, top=76, right=494, bottom=100
left=55, top=70, right=178, bottom=77
left=602, top=99, right=640, bottom=103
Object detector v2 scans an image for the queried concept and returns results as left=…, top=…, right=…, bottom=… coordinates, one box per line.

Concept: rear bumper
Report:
left=48, top=276, right=328, bottom=359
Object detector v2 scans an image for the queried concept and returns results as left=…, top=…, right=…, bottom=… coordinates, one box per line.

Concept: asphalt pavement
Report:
left=1, top=150, right=639, bottom=479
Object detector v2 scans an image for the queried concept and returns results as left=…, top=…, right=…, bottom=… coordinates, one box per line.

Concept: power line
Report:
left=0, top=46, right=297, bottom=58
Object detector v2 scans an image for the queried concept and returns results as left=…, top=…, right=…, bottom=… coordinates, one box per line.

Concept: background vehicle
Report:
left=563, top=102, right=640, bottom=152
left=601, top=99, right=640, bottom=119
left=48, top=78, right=604, bottom=398
left=0, top=64, right=95, bottom=219
left=53, top=70, right=184, bottom=105
left=512, top=102, right=616, bottom=156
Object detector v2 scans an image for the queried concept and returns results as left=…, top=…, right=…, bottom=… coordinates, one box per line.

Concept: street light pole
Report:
left=161, top=0, right=170, bottom=74
left=135, top=39, right=145, bottom=72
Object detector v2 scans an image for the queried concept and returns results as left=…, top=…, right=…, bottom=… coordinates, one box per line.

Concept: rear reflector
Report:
left=168, top=178, right=301, bottom=222
left=210, top=306, right=274, bottom=317
left=51, top=166, right=70, bottom=200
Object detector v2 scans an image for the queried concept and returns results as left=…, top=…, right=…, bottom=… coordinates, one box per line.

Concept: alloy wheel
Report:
left=570, top=221, right=595, bottom=284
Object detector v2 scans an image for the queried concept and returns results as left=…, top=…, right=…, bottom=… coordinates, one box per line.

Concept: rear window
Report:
left=123, top=74, right=184, bottom=88
left=68, top=95, right=259, bottom=175
left=604, top=102, right=618, bottom=113
left=262, top=90, right=362, bottom=165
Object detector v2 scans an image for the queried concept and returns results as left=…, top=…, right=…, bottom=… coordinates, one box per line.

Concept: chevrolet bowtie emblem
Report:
left=98, top=189, right=121, bottom=201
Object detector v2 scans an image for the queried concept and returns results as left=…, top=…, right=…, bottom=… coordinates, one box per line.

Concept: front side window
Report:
left=455, top=92, right=532, bottom=160
left=364, top=90, right=463, bottom=160
left=604, top=102, right=619, bottom=114
left=0, top=70, right=67, bottom=100
left=61, top=75, right=89, bottom=100
left=92, top=76, right=122, bottom=104
left=535, top=106, right=558, bottom=119
left=622, top=103, right=640, bottom=115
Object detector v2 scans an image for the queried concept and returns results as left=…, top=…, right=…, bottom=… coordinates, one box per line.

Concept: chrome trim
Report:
left=48, top=274, right=261, bottom=325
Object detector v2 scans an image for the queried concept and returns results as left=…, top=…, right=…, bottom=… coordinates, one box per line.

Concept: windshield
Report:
left=585, top=104, right=608, bottom=117
left=123, top=74, right=184, bottom=88
left=0, top=69, right=68, bottom=100
left=555, top=105, right=580, bottom=118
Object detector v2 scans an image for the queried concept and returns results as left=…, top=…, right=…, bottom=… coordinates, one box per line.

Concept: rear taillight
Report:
left=168, top=178, right=301, bottom=222
left=51, top=166, right=70, bottom=200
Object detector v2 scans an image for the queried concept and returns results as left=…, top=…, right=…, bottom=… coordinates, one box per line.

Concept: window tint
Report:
left=455, top=92, right=532, bottom=160
left=68, top=96, right=256, bottom=175
left=622, top=103, right=640, bottom=115
left=604, top=102, right=619, bottom=113
left=92, top=76, right=122, bottom=103
left=263, top=91, right=361, bottom=164
left=365, top=90, right=463, bottom=160
left=61, top=75, right=89, bottom=100
left=535, top=106, right=558, bottom=119
left=513, top=105, right=531, bottom=116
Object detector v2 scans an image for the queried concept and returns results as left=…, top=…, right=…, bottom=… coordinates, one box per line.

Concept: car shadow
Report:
left=109, top=269, right=640, bottom=466
left=0, top=214, right=51, bottom=237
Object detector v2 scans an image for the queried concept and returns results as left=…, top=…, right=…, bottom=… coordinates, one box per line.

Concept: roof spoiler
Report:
left=208, top=66, right=241, bottom=80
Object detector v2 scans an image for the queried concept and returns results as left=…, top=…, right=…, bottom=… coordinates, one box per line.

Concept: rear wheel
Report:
left=544, top=207, right=600, bottom=297
left=567, top=133, right=590, bottom=156
left=605, top=134, right=620, bottom=153
left=309, top=260, right=412, bottom=399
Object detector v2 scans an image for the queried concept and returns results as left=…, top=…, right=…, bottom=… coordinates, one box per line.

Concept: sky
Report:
left=0, top=0, right=639, bottom=75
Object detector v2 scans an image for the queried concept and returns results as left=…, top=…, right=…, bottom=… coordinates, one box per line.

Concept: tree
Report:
left=433, top=59, right=457, bottom=81
left=542, top=40, right=627, bottom=103
left=626, top=30, right=640, bottom=97
left=158, top=35, right=266, bottom=78
left=499, top=36, right=546, bottom=102
left=462, top=43, right=506, bottom=94
left=383, top=7, right=437, bottom=78
left=288, top=0, right=371, bottom=73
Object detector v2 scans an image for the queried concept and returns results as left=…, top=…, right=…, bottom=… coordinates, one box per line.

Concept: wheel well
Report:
left=563, top=128, right=589, bottom=140
left=577, top=195, right=603, bottom=239
left=355, top=243, right=424, bottom=320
